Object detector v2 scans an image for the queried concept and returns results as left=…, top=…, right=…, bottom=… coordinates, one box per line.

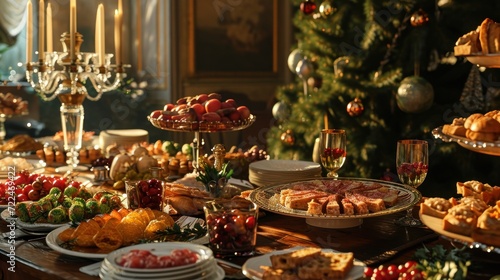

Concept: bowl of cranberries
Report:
left=204, top=197, right=258, bottom=257
left=125, top=179, right=164, bottom=211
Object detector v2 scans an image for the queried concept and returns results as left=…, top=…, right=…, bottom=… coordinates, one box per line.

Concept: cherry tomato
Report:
left=42, top=179, right=53, bottom=192
left=52, top=178, right=67, bottom=191
left=28, top=189, right=41, bottom=201
left=363, top=267, right=374, bottom=278
left=16, top=193, right=29, bottom=202
left=23, top=184, right=34, bottom=196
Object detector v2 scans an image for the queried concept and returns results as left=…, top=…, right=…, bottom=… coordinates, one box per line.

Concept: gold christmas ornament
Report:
left=410, top=9, right=429, bottom=27
left=280, top=129, right=295, bottom=146
left=347, top=97, right=364, bottom=117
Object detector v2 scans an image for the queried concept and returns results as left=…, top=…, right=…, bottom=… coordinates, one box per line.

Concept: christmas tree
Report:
left=267, top=0, right=500, bottom=197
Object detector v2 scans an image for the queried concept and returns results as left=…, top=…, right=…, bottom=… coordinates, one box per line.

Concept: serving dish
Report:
left=249, top=177, right=421, bottom=228
left=46, top=217, right=209, bottom=259
left=465, top=54, right=500, bottom=68
left=148, top=114, right=256, bottom=133
left=1, top=208, right=66, bottom=232
left=432, top=126, right=500, bottom=156
left=419, top=212, right=500, bottom=254
left=242, top=246, right=365, bottom=280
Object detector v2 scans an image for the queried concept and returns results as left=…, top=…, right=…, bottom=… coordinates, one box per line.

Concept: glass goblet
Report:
left=319, top=129, right=347, bottom=178
left=395, top=139, right=428, bottom=227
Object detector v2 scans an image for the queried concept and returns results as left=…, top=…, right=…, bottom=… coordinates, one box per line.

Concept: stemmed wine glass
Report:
left=319, top=129, right=347, bottom=178
left=395, top=139, right=428, bottom=227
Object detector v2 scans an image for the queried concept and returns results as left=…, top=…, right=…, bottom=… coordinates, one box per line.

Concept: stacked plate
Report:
left=99, top=129, right=149, bottom=150
left=99, top=242, right=224, bottom=280
left=249, top=159, right=322, bottom=187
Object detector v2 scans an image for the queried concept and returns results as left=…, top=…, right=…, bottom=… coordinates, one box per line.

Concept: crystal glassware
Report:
left=319, top=129, right=347, bottom=178
left=395, top=139, right=429, bottom=227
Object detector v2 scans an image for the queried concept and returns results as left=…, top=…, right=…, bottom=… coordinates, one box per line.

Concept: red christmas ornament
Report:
left=300, top=1, right=317, bottom=15
left=410, top=9, right=429, bottom=27
left=347, top=97, right=364, bottom=117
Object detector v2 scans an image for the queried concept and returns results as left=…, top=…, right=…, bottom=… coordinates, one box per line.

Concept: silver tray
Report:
left=249, top=177, right=421, bottom=228
left=432, top=126, right=500, bottom=156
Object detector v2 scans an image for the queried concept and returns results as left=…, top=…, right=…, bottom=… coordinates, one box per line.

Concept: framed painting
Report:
left=188, top=0, right=278, bottom=77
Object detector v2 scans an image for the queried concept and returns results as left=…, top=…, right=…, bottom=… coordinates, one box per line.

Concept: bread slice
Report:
left=307, top=198, right=326, bottom=215
left=269, top=248, right=322, bottom=270
left=297, top=252, right=354, bottom=280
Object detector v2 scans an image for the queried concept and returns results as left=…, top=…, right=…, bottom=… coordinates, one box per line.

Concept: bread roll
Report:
left=470, top=116, right=500, bottom=133
left=466, top=116, right=500, bottom=142
left=464, top=113, right=483, bottom=129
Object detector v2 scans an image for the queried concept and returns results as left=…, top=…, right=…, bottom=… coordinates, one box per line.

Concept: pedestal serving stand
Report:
left=147, top=115, right=256, bottom=171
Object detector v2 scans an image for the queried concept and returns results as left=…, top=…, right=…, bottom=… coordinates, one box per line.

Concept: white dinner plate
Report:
left=242, top=247, right=365, bottom=280
left=46, top=217, right=209, bottom=259
left=249, top=160, right=321, bottom=173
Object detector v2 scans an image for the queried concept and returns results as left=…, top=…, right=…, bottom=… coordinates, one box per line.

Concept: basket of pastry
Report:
left=419, top=180, right=500, bottom=249
left=454, top=18, right=500, bottom=67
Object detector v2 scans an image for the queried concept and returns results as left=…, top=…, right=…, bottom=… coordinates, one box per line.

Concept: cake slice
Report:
left=341, top=198, right=355, bottom=215
left=344, top=193, right=369, bottom=214
left=261, top=266, right=301, bottom=280
left=269, top=248, right=322, bottom=270
left=297, top=252, right=354, bottom=280
left=326, top=195, right=341, bottom=216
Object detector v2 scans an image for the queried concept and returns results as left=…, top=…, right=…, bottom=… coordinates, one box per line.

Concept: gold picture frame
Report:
left=188, top=0, right=278, bottom=77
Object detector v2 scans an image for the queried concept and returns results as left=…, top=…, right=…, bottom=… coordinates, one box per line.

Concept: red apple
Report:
left=205, top=99, right=222, bottom=113
left=236, top=106, right=250, bottom=119
left=150, top=110, right=163, bottom=119
left=224, top=99, right=237, bottom=108
left=196, top=94, right=209, bottom=103
left=228, top=110, right=241, bottom=121
left=190, top=103, right=206, bottom=115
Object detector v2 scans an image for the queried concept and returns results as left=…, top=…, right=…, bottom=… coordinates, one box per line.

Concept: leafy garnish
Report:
left=414, top=245, right=470, bottom=280
left=148, top=223, right=207, bottom=243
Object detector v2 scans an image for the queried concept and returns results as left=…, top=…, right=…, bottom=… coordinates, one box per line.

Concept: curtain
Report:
left=0, top=0, right=28, bottom=48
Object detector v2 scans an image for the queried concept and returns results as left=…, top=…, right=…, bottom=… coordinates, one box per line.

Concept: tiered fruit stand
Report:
left=147, top=114, right=256, bottom=170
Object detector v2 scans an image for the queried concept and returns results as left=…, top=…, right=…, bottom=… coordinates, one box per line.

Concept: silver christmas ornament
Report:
left=272, top=101, right=291, bottom=122
left=287, top=49, right=303, bottom=73
left=295, top=57, right=314, bottom=79
left=396, top=76, right=434, bottom=113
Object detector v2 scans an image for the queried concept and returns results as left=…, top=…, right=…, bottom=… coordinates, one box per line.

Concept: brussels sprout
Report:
left=72, top=197, right=86, bottom=208
left=99, top=194, right=112, bottom=207
left=76, top=188, right=92, bottom=200
left=15, top=202, right=30, bottom=222
left=93, top=191, right=113, bottom=201
left=39, top=198, right=54, bottom=213
left=47, top=206, right=67, bottom=224
left=68, top=204, right=85, bottom=223
left=99, top=203, right=111, bottom=214
left=27, top=202, right=44, bottom=222
left=61, top=197, right=73, bottom=209
left=49, top=187, right=62, bottom=196
left=85, top=198, right=100, bottom=217
left=63, top=186, right=79, bottom=198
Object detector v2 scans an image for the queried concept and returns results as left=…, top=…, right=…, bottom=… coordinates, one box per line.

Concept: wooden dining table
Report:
left=0, top=202, right=498, bottom=280
left=0, top=169, right=499, bottom=280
